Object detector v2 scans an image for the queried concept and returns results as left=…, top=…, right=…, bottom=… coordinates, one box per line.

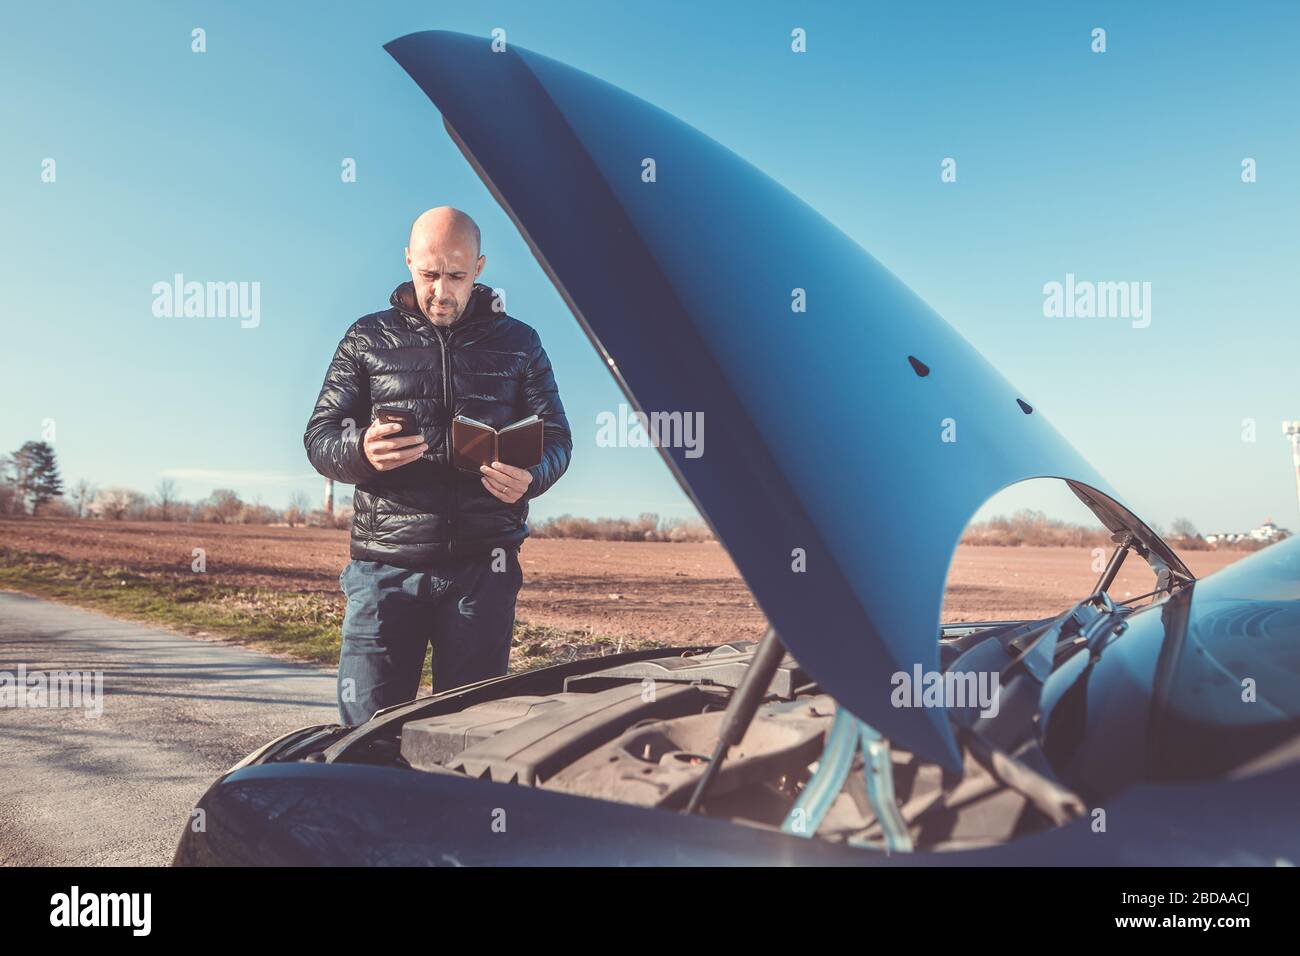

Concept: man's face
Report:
left=405, top=232, right=484, bottom=326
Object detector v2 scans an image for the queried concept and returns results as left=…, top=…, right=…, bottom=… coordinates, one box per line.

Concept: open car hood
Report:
left=385, top=31, right=1190, bottom=769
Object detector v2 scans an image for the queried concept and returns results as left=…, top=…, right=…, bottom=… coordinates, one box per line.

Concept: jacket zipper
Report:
left=434, top=324, right=458, bottom=553
left=393, top=288, right=492, bottom=556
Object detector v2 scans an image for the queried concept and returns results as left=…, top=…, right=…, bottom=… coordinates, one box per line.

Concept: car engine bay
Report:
left=266, top=629, right=1113, bottom=853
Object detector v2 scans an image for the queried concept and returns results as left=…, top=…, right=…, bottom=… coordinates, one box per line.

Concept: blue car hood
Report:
left=385, top=30, right=1187, bottom=769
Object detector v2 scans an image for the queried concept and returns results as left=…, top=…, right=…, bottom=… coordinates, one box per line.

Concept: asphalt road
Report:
left=0, top=591, right=337, bottom=866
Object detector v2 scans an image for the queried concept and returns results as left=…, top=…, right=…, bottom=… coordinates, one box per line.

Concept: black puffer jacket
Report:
left=304, top=281, right=572, bottom=567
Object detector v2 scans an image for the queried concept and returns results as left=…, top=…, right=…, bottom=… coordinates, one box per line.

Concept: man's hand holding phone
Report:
left=364, top=412, right=427, bottom=472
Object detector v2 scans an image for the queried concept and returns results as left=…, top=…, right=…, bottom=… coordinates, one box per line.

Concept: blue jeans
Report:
left=336, top=549, right=523, bottom=726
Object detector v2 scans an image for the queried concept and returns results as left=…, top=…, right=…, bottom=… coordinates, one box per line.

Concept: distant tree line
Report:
left=531, top=512, right=714, bottom=542
left=6, top=443, right=1263, bottom=550
left=961, top=509, right=1279, bottom=551
left=0, top=441, right=350, bottom=528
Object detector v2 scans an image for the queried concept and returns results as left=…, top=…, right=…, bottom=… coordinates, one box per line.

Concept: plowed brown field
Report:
left=0, top=517, right=1246, bottom=646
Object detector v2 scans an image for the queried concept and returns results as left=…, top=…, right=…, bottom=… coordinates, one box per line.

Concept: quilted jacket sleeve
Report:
left=521, top=333, right=572, bottom=500
left=304, top=324, right=382, bottom=486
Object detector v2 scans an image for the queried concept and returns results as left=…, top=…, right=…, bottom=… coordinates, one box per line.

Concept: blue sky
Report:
left=2, top=1, right=1297, bottom=534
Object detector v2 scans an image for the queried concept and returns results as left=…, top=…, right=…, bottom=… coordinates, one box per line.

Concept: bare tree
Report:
left=237, top=501, right=279, bottom=525
left=71, top=479, right=95, bottom=518
left=156, top=478, right=178, bottom=521
left=285, top=490, right=311, bottom=528
left=205, top=489, right=243, bottom=524
left=5, top=449, right=33, bottom=515
left=91, top=487, right=136, bottom=521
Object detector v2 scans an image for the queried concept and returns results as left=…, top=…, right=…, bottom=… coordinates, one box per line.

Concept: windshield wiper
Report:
left=971, top=590, right=1129, bottom=753
left=1005, top=590, right=1129, bottom=682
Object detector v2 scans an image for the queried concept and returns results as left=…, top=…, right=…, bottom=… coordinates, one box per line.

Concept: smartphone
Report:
left=372, top=405, right=420, bottom=439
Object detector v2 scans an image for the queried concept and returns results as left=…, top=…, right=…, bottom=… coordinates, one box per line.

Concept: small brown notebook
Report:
left=452, top=414, right=543, bottom=472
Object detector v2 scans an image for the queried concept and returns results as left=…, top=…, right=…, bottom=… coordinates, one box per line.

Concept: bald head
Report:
left=409, top=206, right=481, bottom=258
left=405, top=206, right=486, bottom=326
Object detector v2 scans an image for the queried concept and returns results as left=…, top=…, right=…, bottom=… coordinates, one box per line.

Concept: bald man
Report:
left=305, top=207, right=572, bottom=725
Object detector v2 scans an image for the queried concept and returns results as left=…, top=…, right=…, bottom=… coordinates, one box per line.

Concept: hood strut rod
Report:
left=1091, top=532, right=1135, bottom=597
left=683, top=626, right=786, bottom=815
